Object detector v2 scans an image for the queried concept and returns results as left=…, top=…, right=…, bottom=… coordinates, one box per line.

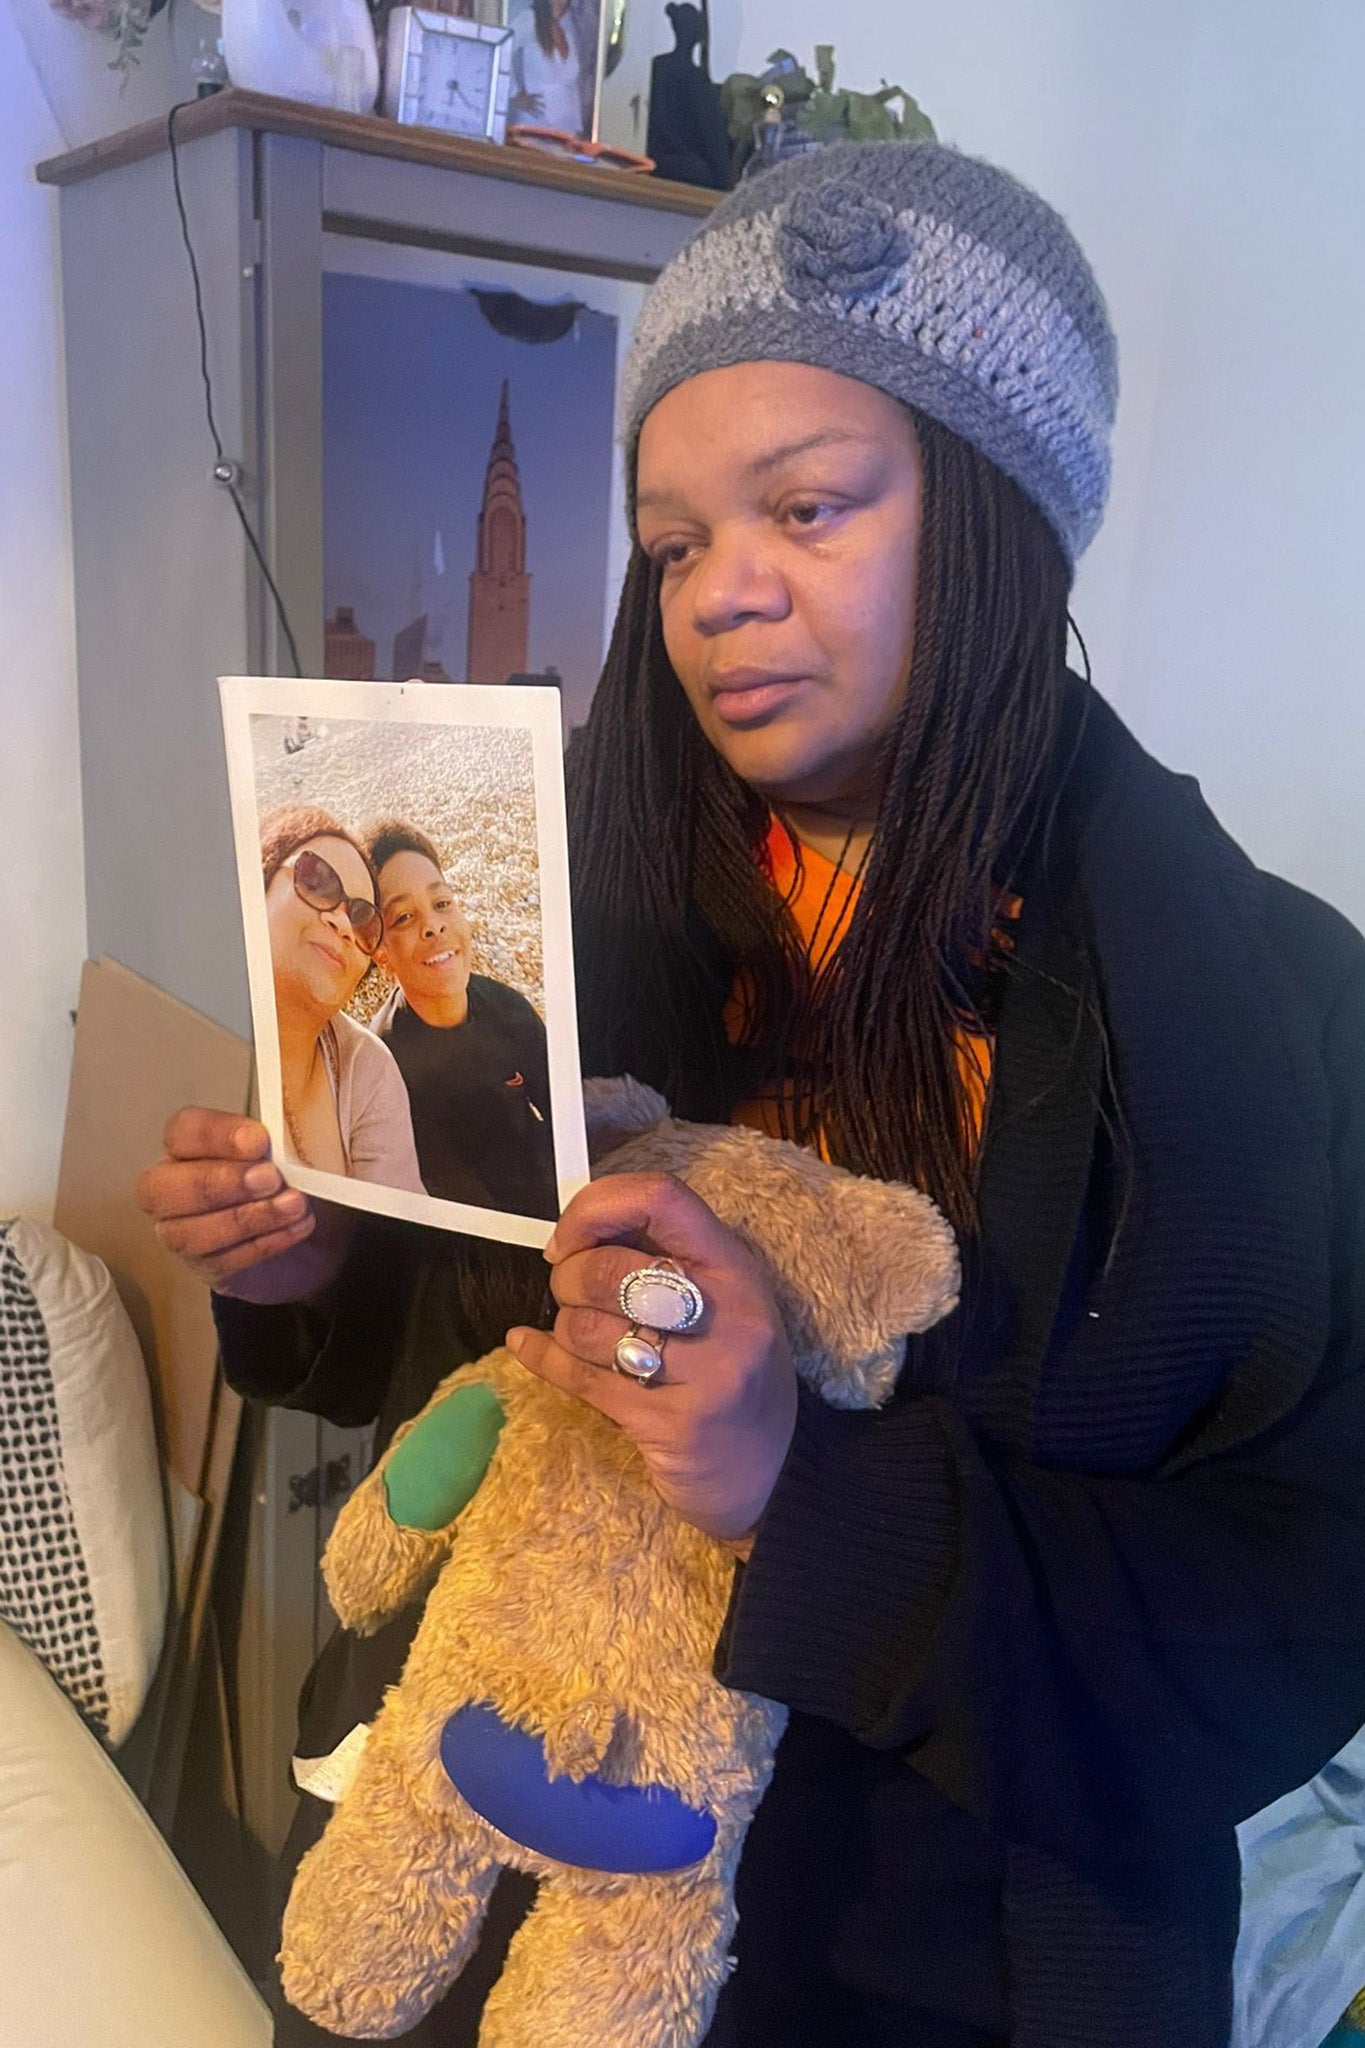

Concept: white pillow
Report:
left=0, top=1216, right=169, bottom=1745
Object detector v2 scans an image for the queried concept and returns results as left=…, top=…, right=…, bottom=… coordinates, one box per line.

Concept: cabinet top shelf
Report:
left=35, top=85, right=721, bottom=216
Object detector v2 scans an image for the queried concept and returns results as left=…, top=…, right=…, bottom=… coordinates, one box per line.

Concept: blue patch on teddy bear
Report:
left=440, top=1704, right=718, bottom=1874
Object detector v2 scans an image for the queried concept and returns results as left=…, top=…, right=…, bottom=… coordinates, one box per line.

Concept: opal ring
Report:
left=618, top=1260, right=706, bottom=1335
left=613, top=1325, right=666, bottom=1384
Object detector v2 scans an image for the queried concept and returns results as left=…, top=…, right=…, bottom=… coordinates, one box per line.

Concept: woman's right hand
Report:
left=134, top=1108, right=354, bottom=1304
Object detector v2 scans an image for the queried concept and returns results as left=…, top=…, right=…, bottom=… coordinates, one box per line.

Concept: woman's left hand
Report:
left=506, top=1173, right=797, bottom=1546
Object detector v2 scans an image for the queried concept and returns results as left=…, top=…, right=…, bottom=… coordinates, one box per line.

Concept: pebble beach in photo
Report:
left=252, top=713, right=545, bottom=1024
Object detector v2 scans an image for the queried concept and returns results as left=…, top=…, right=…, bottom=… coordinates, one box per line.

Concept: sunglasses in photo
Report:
left=281, top=849, right=384, bottom=957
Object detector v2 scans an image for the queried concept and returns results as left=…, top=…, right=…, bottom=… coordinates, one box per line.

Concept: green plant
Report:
left=720, top=44, right=935, bottom=151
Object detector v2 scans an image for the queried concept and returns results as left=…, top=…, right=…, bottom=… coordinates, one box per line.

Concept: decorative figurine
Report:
left=222, top=0, right=380, bottom=111
left=646, top=1, right=731, bottom=190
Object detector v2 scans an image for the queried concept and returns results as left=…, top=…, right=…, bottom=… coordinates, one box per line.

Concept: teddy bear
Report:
left=279, top=1077, right=960, bottom=2044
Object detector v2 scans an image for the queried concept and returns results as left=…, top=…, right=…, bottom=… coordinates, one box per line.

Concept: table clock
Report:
left=382, top=8, right=514, bottom=143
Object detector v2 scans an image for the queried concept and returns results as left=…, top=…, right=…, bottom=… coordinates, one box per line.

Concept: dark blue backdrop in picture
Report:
left=322, top=271, right=618, bottom=730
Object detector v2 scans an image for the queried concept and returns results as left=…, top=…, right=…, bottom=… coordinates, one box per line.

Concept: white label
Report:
left=292, top=1721, right=371, bottom=1804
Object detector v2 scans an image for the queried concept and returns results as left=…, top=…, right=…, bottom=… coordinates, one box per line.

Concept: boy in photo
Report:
left=364, top=819, right=559, bottom=1220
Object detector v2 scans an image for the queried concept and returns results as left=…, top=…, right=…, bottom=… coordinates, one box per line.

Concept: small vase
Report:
left=222, top=0, right=380, bottom=112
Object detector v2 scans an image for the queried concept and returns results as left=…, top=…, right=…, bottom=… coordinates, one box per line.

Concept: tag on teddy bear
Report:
left=292, top=1722, right=371, bottom=1804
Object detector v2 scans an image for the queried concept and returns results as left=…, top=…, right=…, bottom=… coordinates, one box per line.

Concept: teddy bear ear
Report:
left=830, top=1175, right=963, bottom=1345
left=583, top=1074, right=671, bottom=1163
left=681, top=1130, right=961, bottom=1409
left=772, top=1167, right=962, bottom=1406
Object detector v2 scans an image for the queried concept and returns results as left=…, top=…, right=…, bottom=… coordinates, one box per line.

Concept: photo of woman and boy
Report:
left=263, top=806, right=557, bottom=1219
left=223, top=680, right=586, bottom=1247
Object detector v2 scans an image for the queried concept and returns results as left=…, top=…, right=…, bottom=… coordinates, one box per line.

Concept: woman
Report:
left=508, top=0, right=583, bottom=138
left=138, top=143, right=1365, bottom=2046
left=260, top=805, right=425, bottom=1195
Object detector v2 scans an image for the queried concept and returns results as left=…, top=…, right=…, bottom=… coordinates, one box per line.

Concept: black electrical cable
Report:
left=166, top=99, right=305, bottom=677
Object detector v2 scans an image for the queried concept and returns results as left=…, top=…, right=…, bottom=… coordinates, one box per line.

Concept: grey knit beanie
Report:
left=620, top=140, right=1118, bottom=565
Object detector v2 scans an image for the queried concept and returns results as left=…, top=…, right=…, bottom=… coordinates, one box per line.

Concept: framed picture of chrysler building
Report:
left=320, top=235, right=643, bottom=732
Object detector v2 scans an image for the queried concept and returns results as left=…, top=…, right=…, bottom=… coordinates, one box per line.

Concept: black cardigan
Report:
left=217, top=686, right=1365, bottom=2047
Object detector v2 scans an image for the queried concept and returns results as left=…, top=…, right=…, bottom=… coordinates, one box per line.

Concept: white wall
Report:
left=0, top=0, right=184, bottom=1217
left=0, top=0, right=84, bottom=1218
left=3, top=1, right=1361, bottom=1212
left=1114, top=0, right=1365, bottom=924
left=607, top=0, right=1365, bottom=929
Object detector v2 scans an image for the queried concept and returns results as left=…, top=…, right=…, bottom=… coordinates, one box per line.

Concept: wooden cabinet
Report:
left=40, top=89, right=710, bottom=1039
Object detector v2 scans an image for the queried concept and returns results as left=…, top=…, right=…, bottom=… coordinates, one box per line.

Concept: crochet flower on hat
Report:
left=777, top=181, right=914, bottom=308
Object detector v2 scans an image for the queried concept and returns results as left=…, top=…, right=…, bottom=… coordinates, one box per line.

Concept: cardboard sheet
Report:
left=54, top=956, right=253, bottom=1821
left=55, top=955, right=253, bottom=1502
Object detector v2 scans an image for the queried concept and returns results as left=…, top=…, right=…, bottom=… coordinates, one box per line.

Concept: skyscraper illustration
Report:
left=392, top=614, right=428, bottom=681
left=466, top=380, right=530, bottom=686
left=324, top=605, right=376, bottom=680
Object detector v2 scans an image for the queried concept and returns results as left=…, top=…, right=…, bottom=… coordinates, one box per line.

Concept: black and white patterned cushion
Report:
left=0, top=1230, right=108, bottom=1729
left=0, top=1219, right=168, bottom=1744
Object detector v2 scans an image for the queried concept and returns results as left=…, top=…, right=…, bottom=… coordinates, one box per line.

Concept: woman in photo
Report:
left=142, top=142, right=1365, bottom=2048
left=261, top=806, right=425, bottom=1196
left=508, top=0, right=584, bottom=137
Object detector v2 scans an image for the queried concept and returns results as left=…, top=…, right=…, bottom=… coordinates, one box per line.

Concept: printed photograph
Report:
left=507, top=0, right=604, bottom=140
left=322, top=267, right=618, bottom=732
left=219, top=676, right=589, bottom=1250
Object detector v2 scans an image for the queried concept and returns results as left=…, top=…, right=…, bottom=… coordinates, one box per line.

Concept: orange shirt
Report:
left=730, top=816, right=1006, bottom=1150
